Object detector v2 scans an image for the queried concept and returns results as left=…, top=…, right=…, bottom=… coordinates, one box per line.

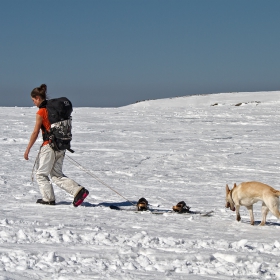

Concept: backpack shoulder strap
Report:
left=39, top=100, right=47, bottom=108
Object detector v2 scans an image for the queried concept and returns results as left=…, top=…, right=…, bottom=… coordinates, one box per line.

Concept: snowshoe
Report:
left=137, top=197, right=149, bottom=211
left=172, top=201, right=190, bottom=213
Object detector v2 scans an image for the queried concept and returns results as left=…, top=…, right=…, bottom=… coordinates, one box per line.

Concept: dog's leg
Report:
left=264, top=196, right=280, bottom=224
left=260, top=203, right=269, bottom=226
left=246, top=205, right=254, bottom=225
left=235, top=205, right=241, bottom=222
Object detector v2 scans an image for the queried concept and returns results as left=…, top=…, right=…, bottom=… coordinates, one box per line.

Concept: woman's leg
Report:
left=50, top=150, right=83, bottom=197
left=36, top=145, right=56, bottom=202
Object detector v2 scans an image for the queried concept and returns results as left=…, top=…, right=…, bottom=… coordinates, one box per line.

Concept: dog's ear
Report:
left=233, top=183, right=237, bottom=189
left=226, top=184, right=230, bottom=194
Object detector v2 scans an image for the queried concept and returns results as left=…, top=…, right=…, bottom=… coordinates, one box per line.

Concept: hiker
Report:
left=24, top=84, right=89, bottom=206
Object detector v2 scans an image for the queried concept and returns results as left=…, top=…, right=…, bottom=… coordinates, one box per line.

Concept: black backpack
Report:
left=40, top=97, right=74, bottom=153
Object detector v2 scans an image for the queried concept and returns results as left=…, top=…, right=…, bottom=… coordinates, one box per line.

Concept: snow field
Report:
left=1, top=92, right=280, bottom=279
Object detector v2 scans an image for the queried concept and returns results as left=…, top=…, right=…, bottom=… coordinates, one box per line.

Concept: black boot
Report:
left=73, top=188, right=89, bottom=207
left=36, top=199, right=56, bottom=205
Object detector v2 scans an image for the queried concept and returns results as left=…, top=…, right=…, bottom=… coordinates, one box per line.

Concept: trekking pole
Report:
left=65, top=154, right=136, bottom=207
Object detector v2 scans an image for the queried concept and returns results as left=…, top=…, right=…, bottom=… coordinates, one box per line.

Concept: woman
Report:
left=24, top=84, right=89, bottom=207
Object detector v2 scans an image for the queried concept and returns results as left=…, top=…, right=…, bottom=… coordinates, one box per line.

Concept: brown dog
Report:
left=225, top=181, right=280, bottom=226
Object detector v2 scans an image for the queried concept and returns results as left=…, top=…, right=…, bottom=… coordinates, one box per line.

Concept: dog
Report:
left=225, top=181, right=280, bottom=226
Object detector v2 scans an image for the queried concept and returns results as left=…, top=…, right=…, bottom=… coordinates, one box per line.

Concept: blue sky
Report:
left=1, top=0, right=280, bottom=107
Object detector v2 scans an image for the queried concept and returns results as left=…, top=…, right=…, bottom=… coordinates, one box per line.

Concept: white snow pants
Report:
left=36, top=144, right=83, bottom=202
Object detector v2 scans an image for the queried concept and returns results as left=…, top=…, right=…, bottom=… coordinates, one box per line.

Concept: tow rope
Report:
left=65, top=154, right=136, bottom=207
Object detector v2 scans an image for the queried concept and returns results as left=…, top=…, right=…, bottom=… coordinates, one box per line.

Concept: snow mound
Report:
left=129, top=91, right=280, bottom=108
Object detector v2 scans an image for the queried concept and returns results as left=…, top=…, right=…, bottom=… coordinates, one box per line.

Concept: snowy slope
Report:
left=130, top=91, right=280, bottom=108
left=1, top=91, right=280, bottom=279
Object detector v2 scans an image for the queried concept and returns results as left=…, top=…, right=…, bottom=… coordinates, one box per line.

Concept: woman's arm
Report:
left=24, top=114, right=43, bottom=160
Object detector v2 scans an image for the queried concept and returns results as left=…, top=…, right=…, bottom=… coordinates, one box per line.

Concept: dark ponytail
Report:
left=31, top=84, right=48, bottom=100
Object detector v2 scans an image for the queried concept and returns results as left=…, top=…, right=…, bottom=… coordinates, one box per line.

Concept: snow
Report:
left=1, top=91, right=280, bottom=279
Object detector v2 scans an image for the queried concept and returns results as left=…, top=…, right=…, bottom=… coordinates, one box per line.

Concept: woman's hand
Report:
left=24, top=148, right=31, bottom=160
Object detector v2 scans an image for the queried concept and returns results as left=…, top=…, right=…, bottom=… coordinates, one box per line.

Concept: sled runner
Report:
left=109, top=198, right=214, bottom=216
